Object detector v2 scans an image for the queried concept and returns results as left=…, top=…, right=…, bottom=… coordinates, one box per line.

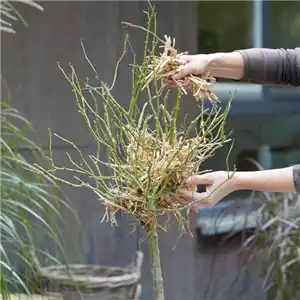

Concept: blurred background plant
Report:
left=0, top=0, right=43, bottom=34
left=0, top=0, right=76, bottom=294
left=0, top=101, right=76, bottom=296
left=243, top=160, right=300, bottom=300
left=1, top=1, right=78, bottom=297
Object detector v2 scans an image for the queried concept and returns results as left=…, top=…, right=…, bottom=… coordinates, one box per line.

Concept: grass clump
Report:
left=244, top=191, right=300, bottom=300
left=140, top=33, right=219, bottom=102
left=0, top=0, right=43, bottom=34
left=1, top=102, right=77, bottom=296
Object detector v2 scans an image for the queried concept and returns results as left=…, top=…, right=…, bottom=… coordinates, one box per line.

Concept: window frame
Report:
left=207, top=0, right=264, bottom=103
left=201, top=0, right=300, bottom=107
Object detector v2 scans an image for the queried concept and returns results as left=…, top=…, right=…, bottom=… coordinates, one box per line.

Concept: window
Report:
left=197, top=1, right=253, bottom=84
left=269, top=1, right=300, bottom=49
left=197, top=1, right=264, bottom=102
left=267, top=1, right=300, bottom=100
left=236, top=149, right=259, bottom=172
left=197, top=1, right=253, bottom=55
left=197, top=0, right=300, bottom=102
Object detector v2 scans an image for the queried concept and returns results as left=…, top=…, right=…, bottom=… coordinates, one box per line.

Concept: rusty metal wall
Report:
left=1, top=1, right=266, bottom=299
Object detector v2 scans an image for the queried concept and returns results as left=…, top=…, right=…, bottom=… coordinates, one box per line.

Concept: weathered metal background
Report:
left=1, top=1, right=271, bottom=299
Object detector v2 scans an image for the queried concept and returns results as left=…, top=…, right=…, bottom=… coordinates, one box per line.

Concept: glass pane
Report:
left=269, top=1, right=300, bottom=48
left=197, top=1, right=253, bottom=53
left=197, top=1, right=253, bottom=82
left=268, top=1, right=300, bottom=99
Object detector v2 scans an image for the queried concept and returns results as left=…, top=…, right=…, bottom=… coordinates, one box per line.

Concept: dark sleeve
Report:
left=293, top=164, right=300, bottom=194
left=236, top=48, right=300, bottom=86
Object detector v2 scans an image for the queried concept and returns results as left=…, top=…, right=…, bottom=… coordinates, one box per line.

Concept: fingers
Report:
left=186, top=174, right=214, bottom=185
left=174, top=195, right=213, bottom=211
left=177, top=54, right=193, bottom=62
left=178, top=189, right=210, bottom=203
left=173, top=63, right=192, bottom=81
left=162, top=78, right=177, bottom=88
left=162, top=55, right=194, bottom=87
left=177, top=189, right=215, bottom=211
left=177, top=190, right=214, bottom=210
left=162, top=77, right=192, bottom=92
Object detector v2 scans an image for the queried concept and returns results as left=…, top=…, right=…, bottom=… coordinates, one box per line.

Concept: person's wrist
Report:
left=205, top=53, right=222, bottom=73
left=219, top=171, right=241, bottom=192
left=230, top=171, right=244, bottom=191
left=205, top=52, right=244, bottom=79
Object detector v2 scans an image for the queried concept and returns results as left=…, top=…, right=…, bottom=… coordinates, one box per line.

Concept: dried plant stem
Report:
left=147, top=220, right=164, bottom=300
left=35, top=4, right=232, bottom=300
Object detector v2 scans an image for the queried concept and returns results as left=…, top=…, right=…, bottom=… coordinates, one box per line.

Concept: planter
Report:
left=0, top=294, right=62, bottom=300
left=33, top=251, right=143, bottom=300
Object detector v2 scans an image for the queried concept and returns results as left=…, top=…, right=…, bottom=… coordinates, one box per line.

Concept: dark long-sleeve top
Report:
left=237, top=48, right=300, bottom=193
left=237, top=48, right=300, bottom=86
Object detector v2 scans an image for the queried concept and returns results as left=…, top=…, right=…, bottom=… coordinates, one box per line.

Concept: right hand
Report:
left=174, top=54, right=212, bottom=80
left=163, top=54, right=212, bottom=87
left=176, top=171, right=238, bottom=210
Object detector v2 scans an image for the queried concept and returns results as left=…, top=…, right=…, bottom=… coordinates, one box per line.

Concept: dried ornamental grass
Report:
left=123, top=23, right=219, bottom=103
left=0, top=0, right=43, bottom=34
left=107, top=110, right=229, bottom=230
left=242, top=187, right=300, bottom=299
left=37, top=13, right=231, bottom=232
left=36, top=4, right=233, bottom=300
left=145, top=35, right=219, bottom=102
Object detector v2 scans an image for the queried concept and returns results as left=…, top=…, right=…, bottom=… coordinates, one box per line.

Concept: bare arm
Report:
left=234, top=166, right=300, bottom=193
left=177, top=165, right=300, bottom=210
left=206, top=52, right=245, bottom=80
left=177, top=165, right=300, bottom=211
left=207, top=48, right=300, bottom=86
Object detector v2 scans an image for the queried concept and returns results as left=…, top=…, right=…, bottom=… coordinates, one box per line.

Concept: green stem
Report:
left=147, top=221, right=164, bottom=300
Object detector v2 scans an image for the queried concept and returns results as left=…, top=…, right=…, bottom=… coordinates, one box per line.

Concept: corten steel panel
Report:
left=194, top=234, right=267, bottom=300
left=15, top=145, right=139, bottom=268
left=1, top=1, right=92, bottom=148
left=85, top=1, right=120, bottom=86
left=1, top=1, right=275, bottom=299
left=20, top=146, right=117, bottom=265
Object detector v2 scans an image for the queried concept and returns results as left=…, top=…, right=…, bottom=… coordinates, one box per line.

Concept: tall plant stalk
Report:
left=35, top=3, right=232, bottom=299
left=147, top=221, right=164, bottom=300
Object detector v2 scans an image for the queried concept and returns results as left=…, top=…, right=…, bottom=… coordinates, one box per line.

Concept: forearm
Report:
left=206, top=48, right=300, bottom=86
left=234, top=165, right=300, bottom=194
left=206, top=52, right=245, bottom=80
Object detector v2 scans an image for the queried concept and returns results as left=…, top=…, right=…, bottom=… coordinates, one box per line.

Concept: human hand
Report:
left=174, top=54, right=212, bottom=80
left=176, top=171, right=238, bottom=210
left=163, top=54, right=212, bottom=88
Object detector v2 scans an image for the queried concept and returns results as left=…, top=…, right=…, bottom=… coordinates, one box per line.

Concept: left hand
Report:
left=176, top=171, right=237, bottom=210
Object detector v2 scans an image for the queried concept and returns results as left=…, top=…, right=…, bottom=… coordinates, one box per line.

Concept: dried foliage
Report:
left=146, top=36, right=219, bottom=102
left=0, top=0, right=43, bottom=34
left=122, top=24, right=219, bottom=103
left=36, top=8, right=231, bottom=233
left=34, top=4, right=232, bottom=300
